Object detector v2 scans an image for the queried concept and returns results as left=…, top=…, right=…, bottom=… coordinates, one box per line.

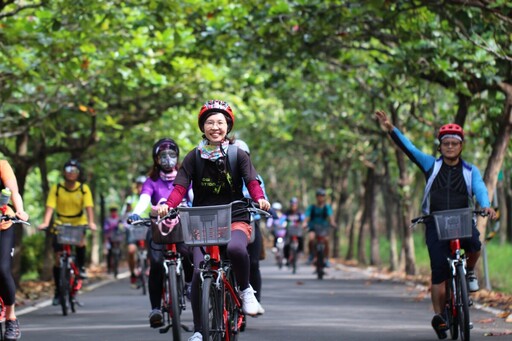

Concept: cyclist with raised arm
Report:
left=121, top=175, right=150, bottom=287
left=38, top=159, right=97, bottom=306
left=0, top=160, right=29, bottom=341
left=303, top=188, right=336, bottom=267
left=375, top=110, right=497, bottom=339
left=158, top=100, right=270, bottom=341
left=126, top=138, right=193, bottom=329
left=235, top=139, right=267, bottom=315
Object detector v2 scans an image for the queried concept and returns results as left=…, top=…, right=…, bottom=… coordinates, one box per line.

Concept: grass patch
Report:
left=340, top=232, right=512, bottom=295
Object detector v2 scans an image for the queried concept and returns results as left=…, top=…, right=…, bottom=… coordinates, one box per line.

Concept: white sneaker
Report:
left=257, top=301, right=265, bottom=315
left=240, top=285, right=259, bottom=316
left=467, top=271, right=479, bottom=292
left=188, top=332, right=203, bottom=341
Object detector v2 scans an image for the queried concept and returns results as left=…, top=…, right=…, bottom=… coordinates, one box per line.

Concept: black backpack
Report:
left=310, top=205, right=328, bottom=221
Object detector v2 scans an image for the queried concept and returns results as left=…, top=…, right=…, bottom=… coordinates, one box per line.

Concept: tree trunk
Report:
left=381, top=147, right=399, bottom=271
left=479, top=82, right=512, bottom=238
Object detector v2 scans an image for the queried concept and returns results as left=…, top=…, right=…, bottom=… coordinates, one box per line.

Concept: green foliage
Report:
left=20, top=232, right=45, bottom=278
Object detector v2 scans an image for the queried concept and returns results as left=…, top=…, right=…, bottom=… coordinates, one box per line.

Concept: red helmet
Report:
left=198, top=100, right=235, bottom=133
left=438, top=123, right=464, bottom=141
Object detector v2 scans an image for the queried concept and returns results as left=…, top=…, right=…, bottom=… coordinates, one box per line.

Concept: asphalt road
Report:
left=16, top=255, right=511, bottom=341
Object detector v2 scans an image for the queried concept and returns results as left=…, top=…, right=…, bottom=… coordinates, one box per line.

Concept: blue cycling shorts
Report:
left=425, top=219, right=481, bottom=285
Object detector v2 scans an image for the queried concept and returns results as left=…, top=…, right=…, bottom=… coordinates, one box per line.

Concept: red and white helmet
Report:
left=198, top=100, right=235, bottom=133
left=438, top=123, right=464, bottom=141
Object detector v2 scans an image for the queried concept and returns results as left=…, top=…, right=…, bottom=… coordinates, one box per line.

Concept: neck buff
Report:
left=198, top=139, right=230, bottom=161
left=160, top=170, right=177, bottom=182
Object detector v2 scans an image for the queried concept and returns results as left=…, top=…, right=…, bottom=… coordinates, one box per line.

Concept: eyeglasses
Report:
left=204, top=120, right=226, bottom=129
left=64, top=166, right=80, bottom=174
left=441, top=141, right=462, bottom=147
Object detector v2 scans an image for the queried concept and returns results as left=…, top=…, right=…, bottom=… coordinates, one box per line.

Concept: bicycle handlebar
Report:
left=0, top=214, right=30, bottom=226
left=410, top=209, right=490, bottom=229
left=156, top=198, right=271, bottom=225
left=129, top=218, right=153, bottom=227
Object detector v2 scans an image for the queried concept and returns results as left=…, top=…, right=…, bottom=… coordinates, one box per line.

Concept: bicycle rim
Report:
left=168, top=264, right=182, bottom=340
left=201, top=276, right=223, bottom=341
left=226, top=269, right=240, bottom=341
left=140, top=256, right=147, bottom=296
left=70, top=275, right=77, bottom=313
left=456, top=264, right=470, bottom=341
left=59, top=263, right=70, bottom=316
left=446, top=279, right=458, bottom=340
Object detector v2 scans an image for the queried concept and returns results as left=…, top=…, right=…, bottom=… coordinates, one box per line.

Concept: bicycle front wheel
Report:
left=59, top=261, right=70, bottom=316
left=316, top=244, right=325, bottom=280
left=456, top=264, right=470, bottom=341
left=446, top=279, right=458, bottom=340
left=168, top=263, right=182, bottom=340
left=138, top=252, right=147, bottom=296
left=201, top=276, right=223, bottom=341
left=225, top=268, right=241, bottom=341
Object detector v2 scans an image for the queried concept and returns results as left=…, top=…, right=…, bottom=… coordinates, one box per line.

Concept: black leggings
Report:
left=0, top=227, right=16, bottom=306
left=247, top=220, right=262, bottom=301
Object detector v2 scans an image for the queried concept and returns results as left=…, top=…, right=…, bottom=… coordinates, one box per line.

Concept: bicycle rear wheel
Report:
left=168, top=263, right=182, bottom=340
left=59, top=261, right=70, bottom=316
left=201, top=276, right=223, bottom=341
left=456, top=264, right=470, bottom=340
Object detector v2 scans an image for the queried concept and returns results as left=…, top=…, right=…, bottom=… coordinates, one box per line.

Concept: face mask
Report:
left=158, top=150, right=178, bottom=171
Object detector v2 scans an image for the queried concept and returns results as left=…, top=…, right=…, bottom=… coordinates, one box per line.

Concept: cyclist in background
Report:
left=38, top=159, right=97, bottom=306
left=157, top=99, right=270, bottom=341
left=303, top=188, right=336, bottom=267
left=121, top=175, right=149, bottom=287
left=235, top=139, right=267, bottom=316
left=284, top=197, right=305, bottom=264
left=375, top=110, right=497, bottom=339
left=267, top=202, right=287, bottom=250
left=103, top=206, right=122, bottom=274
left=0, top=159, right=29, bottom=341
left=127, top=138, right=193, bottom=329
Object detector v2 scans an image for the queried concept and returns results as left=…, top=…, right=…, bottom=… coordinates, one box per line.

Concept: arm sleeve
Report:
left=166, top=185, right=187, bottom=208
left=83, top=184, right=94, bottom=208
left=247, top=180, right=265, bottom=201
left=132, top=194, right=151, bottom=215
left=389, top=127, right=435, bottom=173
left=471, top=166, right=491, bottom=208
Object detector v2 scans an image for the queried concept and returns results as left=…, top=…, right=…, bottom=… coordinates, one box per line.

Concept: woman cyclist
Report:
left=38, top=159, right=97, bottom=305
left=127, top=138, right=193, bottom=329
left=0, top=160, right=29, bottom=341
left=158, top=99, right=270, bottom=341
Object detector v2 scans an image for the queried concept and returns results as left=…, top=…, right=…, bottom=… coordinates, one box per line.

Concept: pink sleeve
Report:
left=247, top=180, right=265, bottom=201
left=166, top=185, right=187, bottom=208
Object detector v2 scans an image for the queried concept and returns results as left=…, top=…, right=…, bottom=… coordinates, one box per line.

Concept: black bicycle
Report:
left=411, top=208, right=488, bottom=341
